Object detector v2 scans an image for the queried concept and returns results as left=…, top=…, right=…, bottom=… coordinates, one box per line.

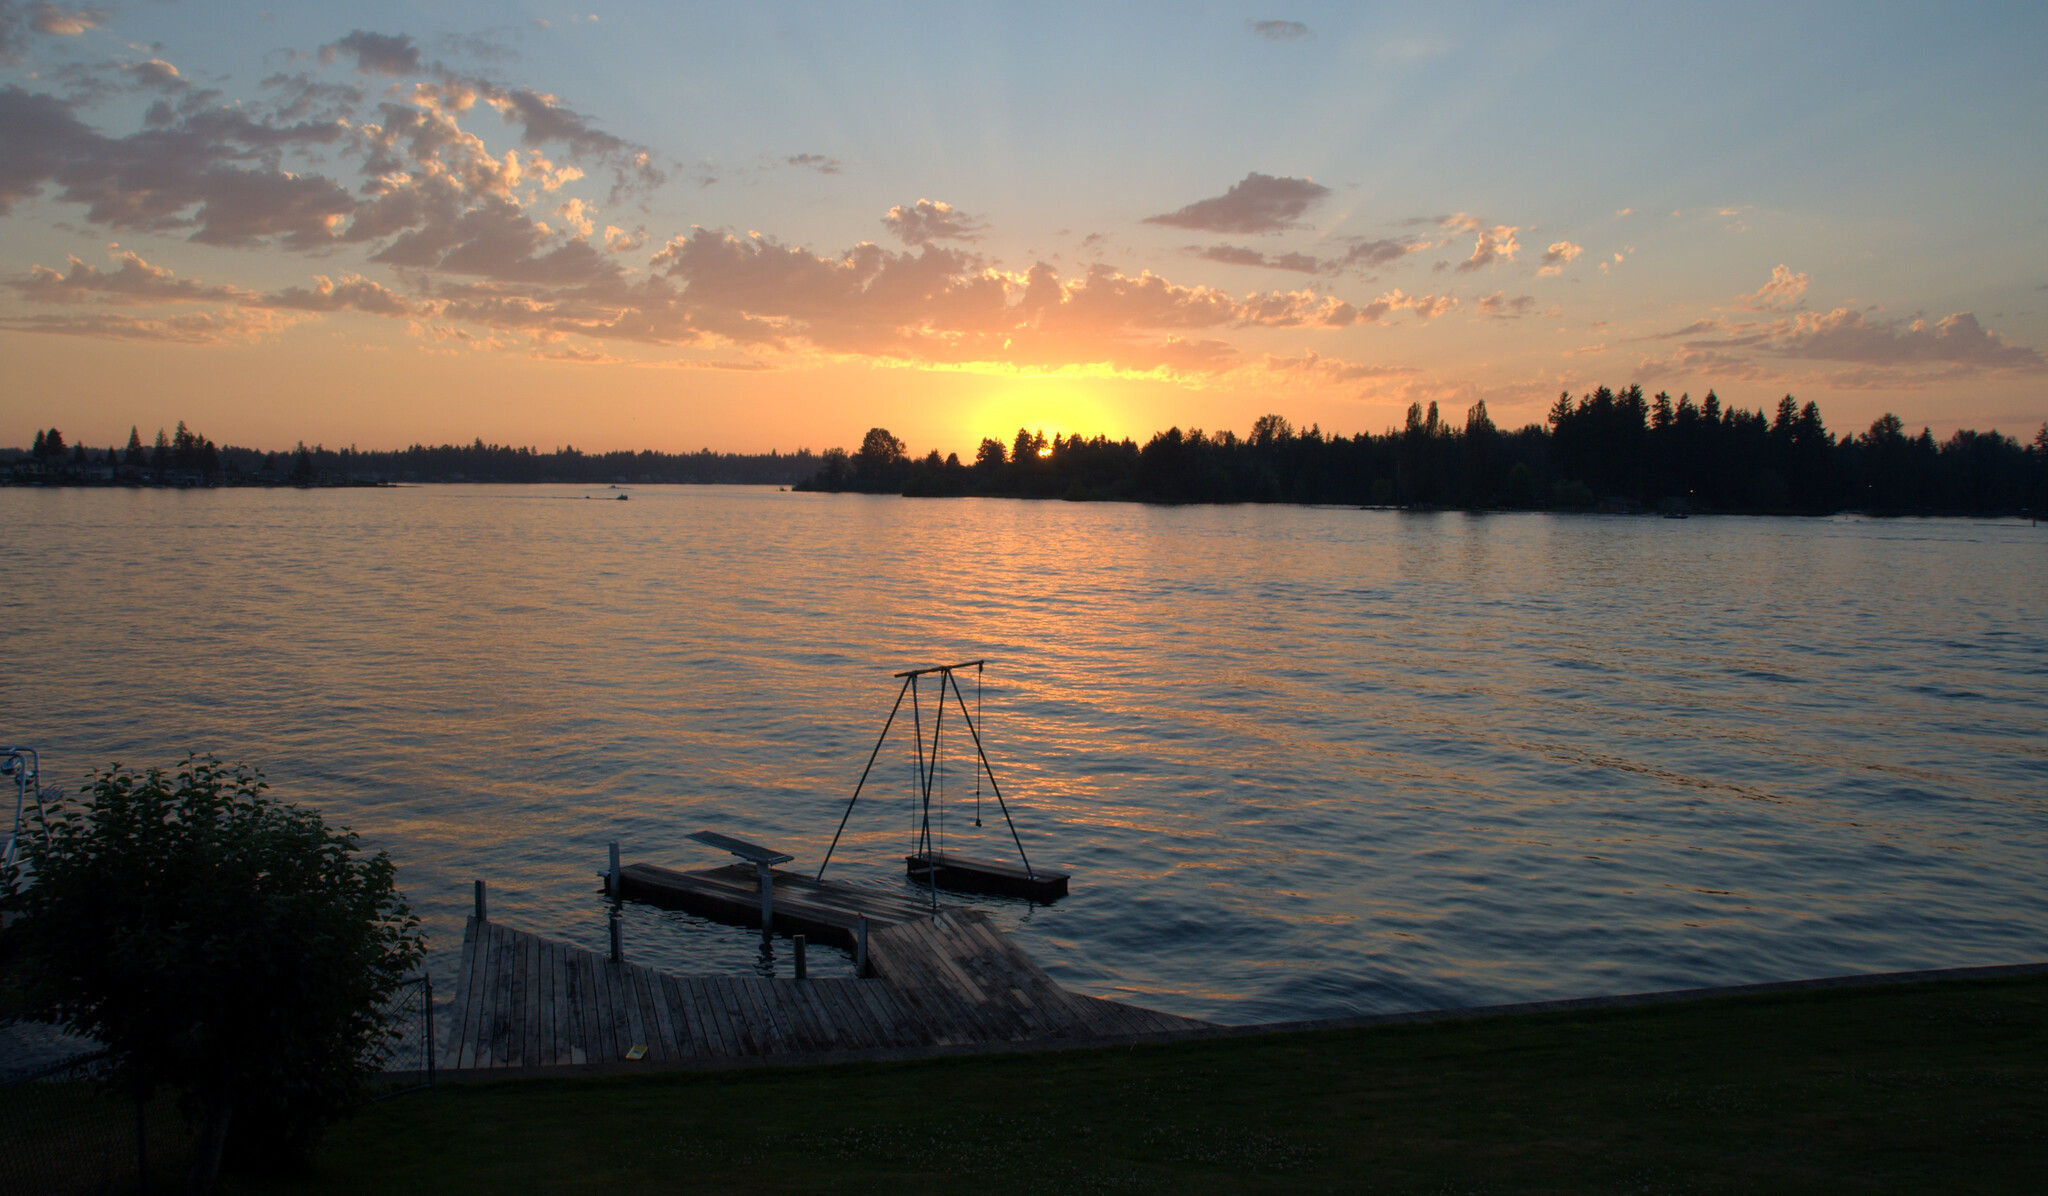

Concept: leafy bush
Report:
left=16, top=757, right=423, bottom=1187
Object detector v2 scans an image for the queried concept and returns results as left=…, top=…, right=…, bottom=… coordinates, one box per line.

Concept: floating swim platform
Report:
left=907, top=850, right=1069, bottom=902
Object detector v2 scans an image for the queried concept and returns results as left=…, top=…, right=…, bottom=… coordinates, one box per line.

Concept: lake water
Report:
left=4, top=485, right=2044, bottom=1025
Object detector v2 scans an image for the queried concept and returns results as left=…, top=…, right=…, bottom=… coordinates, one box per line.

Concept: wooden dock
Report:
left=614, top=861, right=940, bottom=946
left=442, top=910, right=1210, bottom=1071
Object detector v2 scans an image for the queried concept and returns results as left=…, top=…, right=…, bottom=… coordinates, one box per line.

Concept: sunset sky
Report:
left=2, top=1, right=2043, bottom=456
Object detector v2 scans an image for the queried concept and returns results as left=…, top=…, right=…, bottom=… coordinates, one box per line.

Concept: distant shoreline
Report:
left=4, top=474, right=2041, bottom=519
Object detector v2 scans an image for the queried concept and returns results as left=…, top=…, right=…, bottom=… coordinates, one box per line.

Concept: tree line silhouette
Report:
left=7, top=428, right=818, bottom=487
left=797, top=387, right=2048, bottom=514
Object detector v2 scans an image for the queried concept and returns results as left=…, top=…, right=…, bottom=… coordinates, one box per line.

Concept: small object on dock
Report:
left=625, top=1044, right=646, bottom=1060
left=907, top=851, right=1069, bottom=902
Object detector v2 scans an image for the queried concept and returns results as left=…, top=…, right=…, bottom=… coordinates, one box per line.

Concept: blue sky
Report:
left=3, top=1, right=2042, bottom=453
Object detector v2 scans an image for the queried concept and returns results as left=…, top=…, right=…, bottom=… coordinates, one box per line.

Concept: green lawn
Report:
left=223, top=973, right=2043, bottom=1194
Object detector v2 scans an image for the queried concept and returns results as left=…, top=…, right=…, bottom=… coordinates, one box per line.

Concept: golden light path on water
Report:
left=5, top=486, right=2045, bottom=1024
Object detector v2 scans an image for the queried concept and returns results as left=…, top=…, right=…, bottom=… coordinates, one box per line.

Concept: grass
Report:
left=214, top=972, right=2046, bottom=1195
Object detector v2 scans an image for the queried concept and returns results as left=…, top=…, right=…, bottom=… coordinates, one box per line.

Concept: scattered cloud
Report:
left=321, top=30, right=423, bottom=77
left=881, top=198, right=983, bottom=246
left=603, top=224, right=645, bottom=253
left=256, top=274, right=417, bottom=317
left=1733, top=263, right=1809, bottom=311
left=1767, top=308, right=2043, bottom=369
left=1, top=1, right=106, bottom=62
left=437, top=31, right=522, bottom=64
left=1635, top=304, right=2046, bottom=389
left=30, top=3, right=106, bottom=36
left=1476, top=292, right=1536, bottom=319
left=785, top=152, right=841, bottom=174
left=1536, top=241, right=1582, bottom=277
left=11, top=248, right=249, bottom=304
left=1614, top=207, right=1634, bottom=217
left=1455, top=224, right=1518, bottom=272
left=554, top=196, right=595, bottom=237
left=0, top=306, right=304, bottom=344
left=1143, top=172, right=1330, bottom=234
left=1194, top=244, right=1322, bottom=273
left=1247, top=19, right=1310, bottom=40
left=1258, top=349, right=1419, bottom=383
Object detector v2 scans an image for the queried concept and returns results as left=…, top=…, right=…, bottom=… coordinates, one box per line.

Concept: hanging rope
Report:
left=946, top=669, right=1035, bottom=880
left=909, top=675, right=928, bottom=864
left=973, top=661, right=983, bottom=826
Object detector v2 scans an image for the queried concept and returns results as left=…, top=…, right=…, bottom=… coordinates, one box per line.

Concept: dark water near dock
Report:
left=5, top=486, right=2044, bottom=1024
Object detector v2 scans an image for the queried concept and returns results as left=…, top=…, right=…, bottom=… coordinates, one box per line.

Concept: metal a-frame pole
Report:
left=816, top=674, right=913, bottom=882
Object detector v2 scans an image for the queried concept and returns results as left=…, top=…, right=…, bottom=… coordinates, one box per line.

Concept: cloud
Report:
left=1, top=2, right=105, bottom=61
left=1194, top=244, right=1322, bottom=273
left=1733, top=263, right=1809, bottom=311
left=624, top=229, right=1417, bottom=375
left=603, top=224, right=645, bottom=253
left=30, top=3, right=105, bottom=35
left=785, top=153, right=841, bottom=174
left=256, top=274, right=418, bottom=317
left=1767, top=308, right=2042, bottom=369
left=372, top=196, right=619, bottom=285
left=1476, top=292, right=1536, bottom=319
left=1247, top=19, right=1310, bottom=40
left=1341, top=237, right=1427, bottom=271
left=10, top=248, right=251, bottom=304
left=0, top=85, right=357, bottom=245
left=881, top=198, right=983, bottom=246
left=1635, top=305, right=2045, bottom=388
left=437, top=31, right=522, bottom=64
left=1143, top=172, right=1330, bottom=234
left=321, top=30, right=423, bottom=77
left=1455, top=224, right=1518, bottom=272
left=1258, top=350, right=1419, bottom=384
left=1193, top=235, right=1426, bottom=277
left=555, top=196, right=595, bottom=237
left=0, top=307, right=304, bottom=344
left=1536, top=241, right=1582, bottom=277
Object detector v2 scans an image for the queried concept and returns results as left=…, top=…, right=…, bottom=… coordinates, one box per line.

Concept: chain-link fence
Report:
left=1, top=976, right=435, bottom=1191
left=369, top=974, right=436, bottom=1098
left=0, top=1050, right=190, bottom=1196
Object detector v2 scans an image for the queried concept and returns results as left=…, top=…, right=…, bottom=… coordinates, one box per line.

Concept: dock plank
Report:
left=542, top=937, right=560, bottom=1065
left=661, top=974, right=700, bottom=1059
left=451, top=919, right=481, bottom=1070
left=490, top=923, right=516, bottom=1066
left=682, top=976, right=728, bottom=1057
left=645, top=966, right=679, bottom=1060
left=468, top=922, right=496, bottom=1067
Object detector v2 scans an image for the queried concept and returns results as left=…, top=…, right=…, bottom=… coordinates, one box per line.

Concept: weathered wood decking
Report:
left=443, top=911, right=1209, bottom=1071
left=614, top=861, right=939, bottom=945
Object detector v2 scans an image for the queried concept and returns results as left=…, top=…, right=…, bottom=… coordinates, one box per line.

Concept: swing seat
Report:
left=907, top=850, right=1069, bottom=902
